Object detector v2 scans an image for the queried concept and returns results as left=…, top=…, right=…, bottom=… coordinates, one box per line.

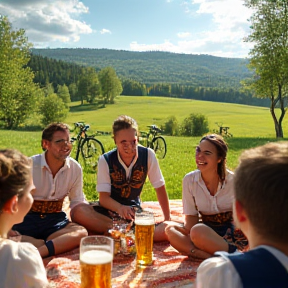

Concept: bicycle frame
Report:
left=139, top=125, right=167, bottom=159
left=71, top=122, right=105, bottom=168
left=72, top=123, right=90, bottom=162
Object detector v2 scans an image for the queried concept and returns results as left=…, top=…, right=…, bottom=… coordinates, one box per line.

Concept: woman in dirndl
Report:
left=165, top=134, right=248, bottom=259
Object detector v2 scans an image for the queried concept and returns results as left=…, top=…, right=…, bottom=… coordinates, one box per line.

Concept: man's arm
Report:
left=155, top=185, right=171, bottom=221
left=99, top=192, right=135, bottom=220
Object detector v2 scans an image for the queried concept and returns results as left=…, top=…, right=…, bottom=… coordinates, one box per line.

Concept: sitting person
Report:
left=165, top=134, right=247, bottom=259
left=196, top=142, right=288, bottom=288
left=71, top=115, right=172, bottom=241
left=0, top=149, right=48, bottom=287
left=12, top=123, right=88, bottom=258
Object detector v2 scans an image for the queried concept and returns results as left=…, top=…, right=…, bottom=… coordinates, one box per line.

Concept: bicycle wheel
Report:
left=81, top=137, right=105, bottom=169
left=152, top=136, right=167, bottom=159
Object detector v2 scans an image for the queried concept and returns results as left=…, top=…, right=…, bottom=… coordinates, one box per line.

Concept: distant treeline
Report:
left=31, top=48, right=251, bottom=89
left=28, top=54, right=269, bottom=107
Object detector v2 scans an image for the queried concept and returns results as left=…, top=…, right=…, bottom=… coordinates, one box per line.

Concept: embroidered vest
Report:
left=227, top=248, right=288, bottom=288
left=104, top=146, right=148, bottom=206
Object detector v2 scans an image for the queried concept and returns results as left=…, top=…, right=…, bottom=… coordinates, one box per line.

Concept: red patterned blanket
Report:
left=45, top=201, right=202, bottom=288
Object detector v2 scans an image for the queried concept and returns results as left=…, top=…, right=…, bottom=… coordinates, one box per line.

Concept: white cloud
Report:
left=177, top=32, right=191, bottom=38
left=100, top=29, right=111, bottom=35
left=0, top=0, right=92, bottom=46
left=131, top=0, right=253, bottom=58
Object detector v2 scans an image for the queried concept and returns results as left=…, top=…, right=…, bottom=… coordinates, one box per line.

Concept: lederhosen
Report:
left=224, top=248, right=288, bottom=288
left=93, top=146, right=148, bottom=219
left=13, top=197, right=69, bottom=240
left=193, top=196, right=248, bottom=252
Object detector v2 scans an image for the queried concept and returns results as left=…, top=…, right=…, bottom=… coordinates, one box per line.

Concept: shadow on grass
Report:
left=0, top=125, right=43, bottom=132
left=226, top=137, right=285, bottom=151
left=69, top=102, right=106, bottom=113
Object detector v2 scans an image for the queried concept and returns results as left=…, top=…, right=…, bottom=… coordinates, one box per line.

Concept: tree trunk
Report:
left=270, top=85, right=285, bottom=138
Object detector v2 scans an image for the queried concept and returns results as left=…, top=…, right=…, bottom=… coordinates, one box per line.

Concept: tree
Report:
left=0, top=16, right=41, bottom=129
left=98, top=67, right=122, bottom=105
left=77, top=67, right=101, bottom=105
left=243, top=0, right=288, bottom=138
left=57, top=84, right=71, bottom=107
left=43, top=83, right=55, bottom=96
left=39, top=93, right=69, bottom=126
left=69, top=82, right=78, bottom=101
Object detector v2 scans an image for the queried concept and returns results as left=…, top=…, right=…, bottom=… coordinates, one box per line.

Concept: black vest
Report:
left=104, top=146, right=148, bottom=206
left=226, top=248, right=288, bottom=288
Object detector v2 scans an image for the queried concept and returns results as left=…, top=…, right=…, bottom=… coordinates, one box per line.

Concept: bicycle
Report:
left=213, top=122, right=233, bottom=138
left=71, top=122, right=105, bottom=169
left=139, top=125, right=167, bottom=159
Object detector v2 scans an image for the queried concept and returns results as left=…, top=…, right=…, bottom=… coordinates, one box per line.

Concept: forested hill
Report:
left=31, top=48, right=250, bottom=89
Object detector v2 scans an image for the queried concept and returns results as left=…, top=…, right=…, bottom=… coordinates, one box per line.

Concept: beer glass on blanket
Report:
left=135, top=209, right=155, bottom=266
left=80, top=236, right=114, bottom=288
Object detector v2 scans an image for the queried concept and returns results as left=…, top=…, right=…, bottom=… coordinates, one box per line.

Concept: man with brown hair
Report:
left=12, top=123, right=88, bottom=258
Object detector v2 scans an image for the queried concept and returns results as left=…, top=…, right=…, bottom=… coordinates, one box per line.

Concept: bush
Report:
left=182, top=113, right=209, bottom=136
left=39, top=93, right=69, bottom=126
left=163, top=116, right=180, bottom=136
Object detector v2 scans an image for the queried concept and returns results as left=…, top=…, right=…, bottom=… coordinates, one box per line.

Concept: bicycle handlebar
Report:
left=147, top=125, right=162, bottom=133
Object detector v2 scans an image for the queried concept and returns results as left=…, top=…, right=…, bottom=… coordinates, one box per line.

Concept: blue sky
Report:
left=0, top=0, right=253, bottom=58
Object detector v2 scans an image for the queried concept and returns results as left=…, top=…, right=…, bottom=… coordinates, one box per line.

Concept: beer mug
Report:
left=80, top=236, right=114, bottom=288
left=134, top=209, right=155, bottom=266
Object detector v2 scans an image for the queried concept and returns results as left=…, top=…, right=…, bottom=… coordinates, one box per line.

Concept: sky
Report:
left=0, top=0, right=254, bottom=58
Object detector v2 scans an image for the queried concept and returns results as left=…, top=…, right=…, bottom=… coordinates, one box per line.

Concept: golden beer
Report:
left=80, top=250, right=113, bottom=288
left=135, top=213, right=155, bottom=266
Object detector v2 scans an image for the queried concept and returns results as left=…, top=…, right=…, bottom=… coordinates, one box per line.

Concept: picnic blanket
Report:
left=45, top=201, right=202, bottom=288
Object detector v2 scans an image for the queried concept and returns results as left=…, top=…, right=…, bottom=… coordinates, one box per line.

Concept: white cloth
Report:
left=196, top=245, right=288, bottom=288
left=97, top=147, right=165, bottom=193
left=182, top=169, right=234, bottom=216
left=32, top=152, right=87, bottom=209
left=0, top=239, right=48, bottom=288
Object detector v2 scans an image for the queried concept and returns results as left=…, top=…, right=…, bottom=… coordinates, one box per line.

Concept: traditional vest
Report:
left=104, top=146, right=148, bottom=206
left=226, top=248, right=288, bottom=288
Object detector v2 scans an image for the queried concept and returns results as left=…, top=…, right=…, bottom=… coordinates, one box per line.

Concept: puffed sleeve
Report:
left=196, top=254, right=242, bottom=288
left=3, top=241, right=48, bottom=288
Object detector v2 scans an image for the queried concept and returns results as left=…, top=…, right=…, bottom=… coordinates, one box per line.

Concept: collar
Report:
left=40, top=151, right=71, bottom=171
left=117, top=145, right=139, bottom=168
left=197, top=169, right=227, bottom=190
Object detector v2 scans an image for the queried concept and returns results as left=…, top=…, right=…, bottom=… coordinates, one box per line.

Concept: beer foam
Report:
left=80, top=250, right=113, bottom=265
left=134, top=219, right=155, bottom=225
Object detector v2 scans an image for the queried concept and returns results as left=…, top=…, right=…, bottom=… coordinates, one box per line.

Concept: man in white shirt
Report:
left=13, top=123, right=88, bottom=257
left=196, top=142, right=288, bottom=288
left=71, top=115, right=172, bottom=241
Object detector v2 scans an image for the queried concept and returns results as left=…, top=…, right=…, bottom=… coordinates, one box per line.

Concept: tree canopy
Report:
left=0, top=16, right=41, bottom=129
left=244, top=0, right=288, bottom=138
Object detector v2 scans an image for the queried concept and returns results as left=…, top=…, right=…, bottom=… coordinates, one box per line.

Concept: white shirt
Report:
left=182, top=169, right=234, bottom=215
left=0, top=239, right=48, bottom=288
left=196, top=245, right=288, bottom=288
left=32, top=152, right=87, bottom=209
left=97, top=146, right=165, bottom=193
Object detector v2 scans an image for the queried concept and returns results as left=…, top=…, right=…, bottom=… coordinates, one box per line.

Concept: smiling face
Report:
left=42, top=130, right=72, bottom=162
left=195, top=139, right=221, bottom=173
left=114, top=127, right=138, bottom=160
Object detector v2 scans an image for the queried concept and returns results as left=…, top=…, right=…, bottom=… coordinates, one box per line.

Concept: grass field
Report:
left=0, top=96, right=287, bottom=202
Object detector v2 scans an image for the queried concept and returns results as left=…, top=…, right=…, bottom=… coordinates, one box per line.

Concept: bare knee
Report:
left=190, top=223, right=210, bottom=244
left=66, top=222, right=88, bottom=238
left=70, top=203, right=89, bottom=222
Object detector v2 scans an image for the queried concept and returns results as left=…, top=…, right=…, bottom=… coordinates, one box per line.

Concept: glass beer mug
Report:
left=80, top=236, right=114, bottom=288
left=134, top=209, right=155, bottom=266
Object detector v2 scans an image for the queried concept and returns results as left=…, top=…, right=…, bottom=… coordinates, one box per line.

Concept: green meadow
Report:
left=0, top=96, right=287, bottom=202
